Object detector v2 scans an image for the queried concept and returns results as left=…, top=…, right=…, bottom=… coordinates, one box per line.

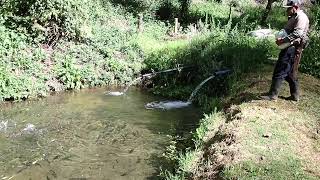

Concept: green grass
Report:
left=223, top=159, right=315, bottom=180
left=161, top=111, right=225, bottom=179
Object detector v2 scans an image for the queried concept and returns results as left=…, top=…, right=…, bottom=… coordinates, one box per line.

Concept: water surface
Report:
left=0, top=88, right=200, bottom=179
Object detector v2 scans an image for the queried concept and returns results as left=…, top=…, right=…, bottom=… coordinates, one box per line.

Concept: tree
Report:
left=261, top=0, right=277, bottom=26
left=179, top=0, right=191, bottom=22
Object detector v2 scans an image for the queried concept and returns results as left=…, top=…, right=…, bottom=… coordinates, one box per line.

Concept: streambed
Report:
left=0, top=88, right=200, bottom=179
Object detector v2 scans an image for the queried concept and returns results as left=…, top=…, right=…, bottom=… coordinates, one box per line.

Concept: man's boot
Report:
left=287, top=79, right=300, bottom=101
left=260, top=78, right=282, bottom=101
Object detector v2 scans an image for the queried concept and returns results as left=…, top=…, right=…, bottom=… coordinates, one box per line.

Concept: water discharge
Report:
left=107, top=66, right=193, bottom=96
left=188, top=75, right=216, bottom=102
left=0, top=88, right=200, bottom=179
left=144, top=69, right=231, bottom=110
left=123, top=77, right=142, bottom=93
left=144, top=75, right=215, bottom=110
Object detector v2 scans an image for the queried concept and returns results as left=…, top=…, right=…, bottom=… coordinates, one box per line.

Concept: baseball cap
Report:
left=283, top=0, right=301, bottom=7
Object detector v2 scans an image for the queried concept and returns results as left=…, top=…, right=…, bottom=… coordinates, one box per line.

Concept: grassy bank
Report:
left=164, top=66, right=320, bottom=179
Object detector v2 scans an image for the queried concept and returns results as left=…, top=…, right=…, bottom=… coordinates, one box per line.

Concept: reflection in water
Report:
left=0, top=88, right=200, bottom=179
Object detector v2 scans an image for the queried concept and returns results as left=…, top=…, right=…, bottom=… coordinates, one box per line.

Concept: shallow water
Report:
left=0, top=88, right=200, bottom=179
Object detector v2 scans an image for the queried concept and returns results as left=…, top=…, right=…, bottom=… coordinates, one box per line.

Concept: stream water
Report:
left=0, top=88, right=201, bottom=179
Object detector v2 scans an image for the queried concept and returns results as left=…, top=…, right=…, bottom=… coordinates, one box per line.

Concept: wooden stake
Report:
left=138, top=14, right=143, bottom=33
left=174, top=18, right=179, bottom=35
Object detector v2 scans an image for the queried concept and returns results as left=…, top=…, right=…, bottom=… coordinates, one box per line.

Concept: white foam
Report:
left=23, top=123, right=36, bottom=133
left=106, top=91, right=124, bottom=96
left=0, top=120, right=8, bottom=132
left=145, top=101, right=191, bottom=110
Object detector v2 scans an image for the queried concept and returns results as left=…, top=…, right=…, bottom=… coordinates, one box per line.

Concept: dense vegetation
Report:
left=0, top=0, right=167, bottom=100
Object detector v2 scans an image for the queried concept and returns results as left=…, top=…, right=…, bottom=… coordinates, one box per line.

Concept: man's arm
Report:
left=283, top=14, right=309, bottom=43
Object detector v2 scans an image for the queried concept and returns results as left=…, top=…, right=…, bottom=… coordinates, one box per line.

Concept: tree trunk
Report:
left=261, top=0, right=274, bottom=26
left=180, top=0, right=191, bottom=22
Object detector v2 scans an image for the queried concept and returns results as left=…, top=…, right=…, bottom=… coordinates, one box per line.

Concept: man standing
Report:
left=261, top=0, right=309, bottom=101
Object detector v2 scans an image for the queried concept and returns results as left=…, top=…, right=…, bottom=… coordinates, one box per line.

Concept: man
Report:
left=261, top=0, right=309, bottom=101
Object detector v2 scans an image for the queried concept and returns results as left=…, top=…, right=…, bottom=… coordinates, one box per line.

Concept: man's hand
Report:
left=276, top=38, right=284, bottom=46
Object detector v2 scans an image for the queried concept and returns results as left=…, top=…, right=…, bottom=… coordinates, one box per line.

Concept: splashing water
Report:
left=145, top=75, right=215, bottom=110
left=144, top=69, right=231, bottom=110
left=123, top=77, right=142, bottom=93
left=145, top=101, right=192, bottom=110
left=188, top=69, right=231, bottom=102
left=106, top=66, right=194, bottom=96
left=106, top=91, right=124, bottom=96
left=22, top=123, right=36, bottom=134
left=0, top=120, right=8, bottom=132
left=106, top=77, right=142, bottom=96
left=188, top=75, right=216, bottom=102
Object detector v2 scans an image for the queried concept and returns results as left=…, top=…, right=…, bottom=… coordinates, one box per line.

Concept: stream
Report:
left=0, top=87, right=201, bottom=179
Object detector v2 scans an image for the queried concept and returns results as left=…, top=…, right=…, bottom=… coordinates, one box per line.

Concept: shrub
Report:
left=0, top=23, right=47, bottom=100
left=300, top=32, right=320, bottom=78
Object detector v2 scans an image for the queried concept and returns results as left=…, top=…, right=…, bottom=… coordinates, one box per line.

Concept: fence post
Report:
left=138, top=14, right=144, bottom=33
left=174, top=18, right=179, bottom=35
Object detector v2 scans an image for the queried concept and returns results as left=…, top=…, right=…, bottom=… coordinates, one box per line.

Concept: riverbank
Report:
left=165, top=65, right=320, bottom=179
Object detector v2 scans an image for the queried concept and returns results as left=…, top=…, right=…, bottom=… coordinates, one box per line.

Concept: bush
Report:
left=300, top=33, right=320, bottom=78
left=0, top=24, right=47, bottom=100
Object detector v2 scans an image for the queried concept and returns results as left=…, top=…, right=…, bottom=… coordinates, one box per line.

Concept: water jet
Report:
left=145, top=69, right=231, bottom=110
left=106, top=65, right=194, bottom=96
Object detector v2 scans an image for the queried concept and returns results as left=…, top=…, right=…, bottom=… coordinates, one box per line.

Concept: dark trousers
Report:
left=270, top=46, right=303, bottom=97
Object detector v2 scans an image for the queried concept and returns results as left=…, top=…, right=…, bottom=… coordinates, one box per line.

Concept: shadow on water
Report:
left=0, top=87, right=201, bottom=179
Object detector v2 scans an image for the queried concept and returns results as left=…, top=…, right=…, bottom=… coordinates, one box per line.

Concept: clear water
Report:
left=0, top=88, right=200, bottom=179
